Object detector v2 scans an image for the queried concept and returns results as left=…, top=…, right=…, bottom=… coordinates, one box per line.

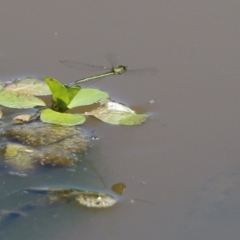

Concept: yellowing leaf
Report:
left=85, top=101, right=148, bottom=125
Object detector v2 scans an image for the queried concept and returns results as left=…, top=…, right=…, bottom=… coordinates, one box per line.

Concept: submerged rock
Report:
left=26, top=186, right=117, bottom=208
left=0, top=121, right=89, bottom=171
left=2, top=121, right=87, bottom=148
left=5, top=143, right=35, bottom=170
left=75, top=191, right=116, bottom=208
left=0, top=185, right=119, bottom=227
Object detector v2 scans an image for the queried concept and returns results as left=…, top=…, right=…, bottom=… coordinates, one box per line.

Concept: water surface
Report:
left=1, top=1, right=240, bottom=239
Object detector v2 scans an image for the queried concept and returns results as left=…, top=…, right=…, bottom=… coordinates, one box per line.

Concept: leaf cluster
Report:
left=0, top=77, right=148, bottom=126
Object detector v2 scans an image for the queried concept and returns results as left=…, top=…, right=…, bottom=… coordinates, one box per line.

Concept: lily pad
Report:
left=40, top=109, right=85, bottom=126
left=4, top=78, right=51, bottom=96
left=68, top=88, right=109, bottom=109
left=85, top=101, right=148, bottom=125
left=0, top=91, right=46, bottom=108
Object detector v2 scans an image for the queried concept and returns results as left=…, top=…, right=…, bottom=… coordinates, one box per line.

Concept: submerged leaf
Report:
left=0, top=91, right=46, bottom=108
left=40, top=108, right=85, bottom=126
left=68, top=88, right=109, bottom=109
left=4, top=78, right=51, bottom=96
left=86, top=101, right=148, bottom=125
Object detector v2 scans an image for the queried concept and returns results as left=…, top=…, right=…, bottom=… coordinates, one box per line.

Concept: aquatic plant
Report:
left=0, top=76, right=148, bottom=126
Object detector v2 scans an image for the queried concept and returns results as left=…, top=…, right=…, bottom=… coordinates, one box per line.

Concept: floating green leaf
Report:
left=45, top=76, right=81, bottom=112
left=4, top=77, right=51, bottom=96
left=40, top=108, right=85, bottom=126
left=85, top=101, right=148, bottom=125
left=0, top=91, right=46, bottom=108
left=68, top=88, right=109, bottom=109
left=0, top=84, right=4, bottom=92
